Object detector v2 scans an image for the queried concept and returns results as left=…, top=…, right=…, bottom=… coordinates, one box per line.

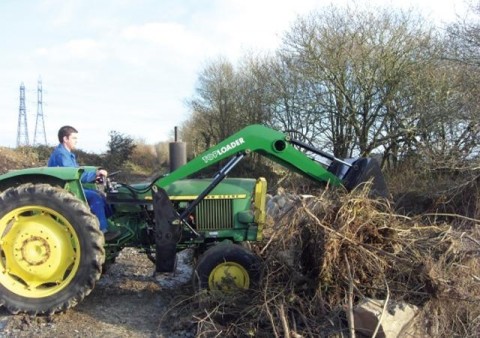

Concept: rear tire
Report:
left=193, top=242, right=261, bottom=291
left=0, top=183, right=105, bottom=315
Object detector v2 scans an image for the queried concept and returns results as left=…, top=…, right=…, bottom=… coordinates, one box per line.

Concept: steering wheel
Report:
left=96, top=170, right=121, bottom=192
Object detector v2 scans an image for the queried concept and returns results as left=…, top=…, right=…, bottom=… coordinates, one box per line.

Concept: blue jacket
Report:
left=48, top=144, right=96, bottom=183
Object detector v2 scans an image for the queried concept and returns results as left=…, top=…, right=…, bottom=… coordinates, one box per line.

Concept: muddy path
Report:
left=0, top=248, right=196, bottom=338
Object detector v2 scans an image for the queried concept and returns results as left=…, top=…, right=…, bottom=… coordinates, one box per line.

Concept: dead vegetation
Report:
left=161, top=184, right=480, bottom=337
left=0, top=147, right=43, bottom=173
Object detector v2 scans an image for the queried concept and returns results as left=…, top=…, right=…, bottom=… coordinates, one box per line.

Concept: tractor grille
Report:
left=196, top=199, right=233, bottom=230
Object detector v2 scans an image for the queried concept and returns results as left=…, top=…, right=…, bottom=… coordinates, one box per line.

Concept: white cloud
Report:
left=39, top=0, right=81, bottom=27
left=34, top=39, right=107, bottom=63
left=122, top=22, right=188, bottom=45
left=65, top=39, right=107, bottom=60
left=119, top=21, right=214, bottom=67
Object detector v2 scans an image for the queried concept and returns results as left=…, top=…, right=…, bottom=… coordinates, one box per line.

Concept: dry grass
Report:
left=0, top=147, right=43, bottom=174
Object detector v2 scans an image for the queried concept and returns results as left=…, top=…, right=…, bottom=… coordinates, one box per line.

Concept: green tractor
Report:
left=0, top=125, right=387, bottom=315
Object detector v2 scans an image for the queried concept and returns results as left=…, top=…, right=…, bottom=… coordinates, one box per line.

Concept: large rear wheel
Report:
left=0, top=183, right=105, bottom=315
left=193, top=242, right=261, bottom=291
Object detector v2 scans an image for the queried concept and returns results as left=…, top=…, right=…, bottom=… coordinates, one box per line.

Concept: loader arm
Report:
left=149, top=124, right=387, bottom=273
left=156, top=124, right=342, bottom=188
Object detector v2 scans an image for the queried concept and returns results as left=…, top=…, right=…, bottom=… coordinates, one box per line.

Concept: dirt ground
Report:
left=0, top=248, right=197, bottom=338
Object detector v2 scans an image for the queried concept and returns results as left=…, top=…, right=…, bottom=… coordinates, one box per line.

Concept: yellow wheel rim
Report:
left=208, top=262, right=250, bottom=290
left=0, top=205, right=80, bottom=298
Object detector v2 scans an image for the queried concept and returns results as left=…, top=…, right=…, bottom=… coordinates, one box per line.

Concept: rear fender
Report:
left=0, top=167, right=87, bottom=201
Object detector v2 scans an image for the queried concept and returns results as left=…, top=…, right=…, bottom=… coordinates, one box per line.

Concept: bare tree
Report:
left=446, top=1, right=480, bottom=66
left=431, top=1, right=480, bottom=167
left=266, top=53, right=326, bottom=147
left=187, top=57, right=241, bottom=146
left=279, top=5, right=439, bottom=160
left=235, top=52, right=275, bottom=126
left=185, top=54, right=276, bottom=153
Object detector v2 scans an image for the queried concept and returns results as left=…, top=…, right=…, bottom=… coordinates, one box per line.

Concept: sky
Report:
left=0, top=0, right=469, bottom=153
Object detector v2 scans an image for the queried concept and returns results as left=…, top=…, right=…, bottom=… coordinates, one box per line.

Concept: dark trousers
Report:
left=84, top=189, right=112, bottom=232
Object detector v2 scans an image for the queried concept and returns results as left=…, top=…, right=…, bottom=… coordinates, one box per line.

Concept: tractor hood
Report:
left=163, top=178, right=257, bottom=199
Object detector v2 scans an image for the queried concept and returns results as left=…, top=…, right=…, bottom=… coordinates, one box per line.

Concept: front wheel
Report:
left=193, top=242, right=261, bottom=291
left=0, top=183, right=105, bottom=315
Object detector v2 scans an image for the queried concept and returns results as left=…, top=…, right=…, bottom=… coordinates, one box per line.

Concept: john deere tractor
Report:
left=0, top=124, right=387, bottom=315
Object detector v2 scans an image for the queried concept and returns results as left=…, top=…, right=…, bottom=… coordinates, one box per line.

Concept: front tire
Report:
left=193, top=242, right=261, bottom=291
left=0, top=183, right=105, bottom=315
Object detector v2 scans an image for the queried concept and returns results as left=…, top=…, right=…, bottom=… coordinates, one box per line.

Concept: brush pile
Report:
left=165, top=185, right=480, bottom=337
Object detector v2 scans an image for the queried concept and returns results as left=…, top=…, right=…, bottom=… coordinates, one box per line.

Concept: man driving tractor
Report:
left=48, top=125, right=121, bottom=241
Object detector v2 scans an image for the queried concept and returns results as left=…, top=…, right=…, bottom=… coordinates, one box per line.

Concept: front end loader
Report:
left=0, top=124, right=387, bottom=315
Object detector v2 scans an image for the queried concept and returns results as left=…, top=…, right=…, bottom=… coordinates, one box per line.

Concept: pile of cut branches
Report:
left=164, top=185, right=480, bottom=337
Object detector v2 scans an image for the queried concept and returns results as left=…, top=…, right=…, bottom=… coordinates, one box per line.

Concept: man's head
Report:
left=58, top=125, right=78, bottom=151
